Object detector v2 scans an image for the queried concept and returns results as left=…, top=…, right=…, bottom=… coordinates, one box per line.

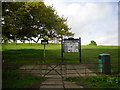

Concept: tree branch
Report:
left=30, top=38, right=37, bottom=43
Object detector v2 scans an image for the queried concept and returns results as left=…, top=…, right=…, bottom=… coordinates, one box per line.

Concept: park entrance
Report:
left=37, top=37, right=82, bottom=79
left=18, top=37, right=96, bottom=88
left=3, top=38, right=119, bottom=89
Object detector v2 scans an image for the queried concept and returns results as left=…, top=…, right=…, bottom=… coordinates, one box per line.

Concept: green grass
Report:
left=65, top=76, right=120, bottom=88
left=2, top=43, right=62, bottom=65
left=2, top=43, right=119, bottom=88
left=2, top=43, right=119, bottom=71
left=3, top=69, right=44, bottom=88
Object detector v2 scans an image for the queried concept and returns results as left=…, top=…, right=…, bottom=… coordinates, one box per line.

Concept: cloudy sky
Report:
left=44, top=0, right=119, bottom=45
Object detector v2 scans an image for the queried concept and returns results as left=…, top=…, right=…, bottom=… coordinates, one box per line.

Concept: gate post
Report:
left=79, top=37, right=81, bottom=63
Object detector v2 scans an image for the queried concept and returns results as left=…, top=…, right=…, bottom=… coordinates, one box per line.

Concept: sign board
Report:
left=41, top=40, right=48, bottom=45
left=63, top=38, right=79, bottom=53
left=61, top=37, right=81, bottom=63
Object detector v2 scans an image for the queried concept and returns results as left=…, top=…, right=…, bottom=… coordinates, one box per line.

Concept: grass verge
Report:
left=65, top=76, right=120, bottom=88
left=3, top=70, right=44, bottom=88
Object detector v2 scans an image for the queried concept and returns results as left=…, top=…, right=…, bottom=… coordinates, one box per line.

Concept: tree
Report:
left=89, top=40, right=97, bottom=46
left=2, top=2, right=25, bottom=43
left=2, top=2, right=74, bottom=43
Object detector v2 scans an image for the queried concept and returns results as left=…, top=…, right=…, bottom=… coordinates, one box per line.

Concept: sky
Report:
left=44, top=0, right=119, bottom=46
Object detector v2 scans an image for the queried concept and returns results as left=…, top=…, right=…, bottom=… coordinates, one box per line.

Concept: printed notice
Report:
left=63, top=40, right=79, bottom=53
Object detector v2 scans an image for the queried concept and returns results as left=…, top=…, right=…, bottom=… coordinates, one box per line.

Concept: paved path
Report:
left=19, top=64, right=97, bottom=89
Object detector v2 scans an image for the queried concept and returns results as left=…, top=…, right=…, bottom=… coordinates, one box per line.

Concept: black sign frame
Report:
left=41, top=40, right=48, bottom=45
left=61, top=37, right=81, bottom=63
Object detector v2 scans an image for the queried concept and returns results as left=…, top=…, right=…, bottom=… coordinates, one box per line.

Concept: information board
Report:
left=63, top=39, right=79, bottom=53
left=61, top=37, right=81, bottom=63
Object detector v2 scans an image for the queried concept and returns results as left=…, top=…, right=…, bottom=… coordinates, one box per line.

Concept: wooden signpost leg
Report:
left=44, top=44, right=46, bottom=58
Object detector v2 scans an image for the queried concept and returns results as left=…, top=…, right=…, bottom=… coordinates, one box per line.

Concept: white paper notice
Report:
left=63, top=40, right=79, bottom=53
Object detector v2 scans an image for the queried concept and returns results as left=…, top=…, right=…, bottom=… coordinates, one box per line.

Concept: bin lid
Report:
left=99, top=54, right=110, bottom=56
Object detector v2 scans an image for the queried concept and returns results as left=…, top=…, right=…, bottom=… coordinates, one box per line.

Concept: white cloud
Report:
left=44, top=1, right=118, bottom=45
left=44, top=0, right=119, bottom=3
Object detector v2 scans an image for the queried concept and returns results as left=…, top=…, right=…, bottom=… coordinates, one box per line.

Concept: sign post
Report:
left=79, top=37, right=81, bottom=63
left=41, top=40, right=48, bottom=58
left=61, top=38, right=64, bottom=63
left=61, top=37, right=81, bottom=63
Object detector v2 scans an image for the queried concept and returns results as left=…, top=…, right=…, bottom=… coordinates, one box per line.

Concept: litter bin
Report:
left=98, top=54, right=111, bottom=74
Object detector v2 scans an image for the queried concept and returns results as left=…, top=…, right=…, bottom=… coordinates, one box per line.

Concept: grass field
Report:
left=2, top=43, right=119, bottom=88
left=2, top=43, right=119, bottom=70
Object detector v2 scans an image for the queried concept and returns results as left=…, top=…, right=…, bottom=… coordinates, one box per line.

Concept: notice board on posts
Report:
left=61, top=37, right=81, bottom=63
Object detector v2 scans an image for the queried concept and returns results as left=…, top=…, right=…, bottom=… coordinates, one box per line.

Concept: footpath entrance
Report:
left=19, top=63, right=97, bottom=89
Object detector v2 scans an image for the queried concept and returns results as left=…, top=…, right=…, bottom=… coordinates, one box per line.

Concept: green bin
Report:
left=98, top=54, right=111, bottom=74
